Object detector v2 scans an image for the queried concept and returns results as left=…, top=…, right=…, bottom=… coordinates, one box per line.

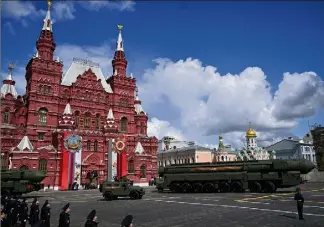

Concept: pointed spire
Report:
left=107, top=108, right=114, bottom=119
left=116, top=24, right=124, bottom=51
left=58, top=103, right=75, bottom=130
left=1, top=63, right=18, bottom=99
left=16, top=136, right=34, bottom=152
left=112, top=24, right=127, bottom=77
left=134, top=141, right=145, bottom=154
left=103, top=108, right=118, bottom=133
left=63, top=103, right=72, bottom=115
left=134, top=87, right=146, bottom=115
left=42, top=0, right=53, bottom=31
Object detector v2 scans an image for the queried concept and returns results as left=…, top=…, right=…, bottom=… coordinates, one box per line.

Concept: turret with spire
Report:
left=1, top=63, right=18, bottom=99
left=103, top=108, right=118, bottom=134
left=36, top=0, right=56, bottom=61
left=134, top=87, right=146, bottom=115
left=58, top=103, right=75, bottom=130
left=112, top=25, right=128, bottom=77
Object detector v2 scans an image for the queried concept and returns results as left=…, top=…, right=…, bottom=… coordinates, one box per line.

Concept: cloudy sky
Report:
left=2, top=1, right=324, bottom=149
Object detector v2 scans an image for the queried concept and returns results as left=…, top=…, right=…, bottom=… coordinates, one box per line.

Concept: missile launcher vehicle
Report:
left=156, top=159, right=315, bottom=193
left=1, top=169, right=46, bottom=196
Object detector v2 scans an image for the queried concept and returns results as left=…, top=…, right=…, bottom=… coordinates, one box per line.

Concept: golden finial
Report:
left=8, top=62, right=14, bottom=73
left=47, top=0, right=52, bottom=10
left=117, top=24, right=123, bottom=31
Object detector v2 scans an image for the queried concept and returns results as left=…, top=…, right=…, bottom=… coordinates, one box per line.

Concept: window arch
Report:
left=87, top=140, right=91, bottom=151
left=192, top=157, right=195, bottom=163
left=140, top=165, right=146, bottom=178
left=84, top=112, right=91, bottom=128
left=120, top=117, right=127, bottom=132
left=95, top=114, right=100, bottom=130
left=3, top=109, right=9, bottom=123
left=128, top=160, right=134, bottom=173
left=19, top=165, right=29, bottom=170
left=94, top=140, right=98, bottom=152
left=140, top=122, right=145, bottom=135
left=38, top=108, right=48, bottom=125
left=75, top=111, right=80, bottom=127
left=39, top=159, right=47, bottom=173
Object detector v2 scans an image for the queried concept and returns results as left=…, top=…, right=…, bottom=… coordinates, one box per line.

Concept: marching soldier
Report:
left=58, top=203, right=70, bottom=227
left=84, top=209, right=99, bottom=227
left=121, top=215, right=133, bottom=227
left=1, top=206, right=9, bottom=227
left=18, top=199, right=28, bottom=227
left=41, top=200, right=51, bottom=227
left=29, top=198, right=40, bottom=226
left=294, top=187, right=305, bottom=220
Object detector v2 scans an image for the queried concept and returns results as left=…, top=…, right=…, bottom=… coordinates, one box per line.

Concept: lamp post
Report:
left=53, top=150, right=58, bottom=190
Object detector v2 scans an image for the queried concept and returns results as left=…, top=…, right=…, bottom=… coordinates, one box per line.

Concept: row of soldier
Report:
left=1, top=196, right=134, bottom=227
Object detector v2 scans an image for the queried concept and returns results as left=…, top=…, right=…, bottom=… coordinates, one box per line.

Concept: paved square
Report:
left=27, top=183, right=324, bottom=227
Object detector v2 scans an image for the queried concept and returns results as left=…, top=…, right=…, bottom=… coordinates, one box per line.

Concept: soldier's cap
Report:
left=87, top=209, right=96, bottom=220
left=121, top=215, right=133, bottom=227
left=32, top=198, right=37, bottom=203
left=62, top=203, right=70, bottom=211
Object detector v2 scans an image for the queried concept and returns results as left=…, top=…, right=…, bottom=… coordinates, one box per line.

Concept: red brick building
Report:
left=0, top=5, right=158, bottom=188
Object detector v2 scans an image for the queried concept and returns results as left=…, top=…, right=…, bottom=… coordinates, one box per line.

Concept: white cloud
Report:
left=52, top=2, right=76, bottom=21
left=147, top=117, right=186, bottom=141
left=137, top=58, right=324, bottom=147
left=4, top=22, right=15, bottom=35
left=79, top=1, right=136, bottom=12
left=1, top=1, right=135, bottom=25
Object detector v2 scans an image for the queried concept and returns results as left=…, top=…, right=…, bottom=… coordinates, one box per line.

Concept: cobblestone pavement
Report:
left=26, top=183, right=324, bottom=227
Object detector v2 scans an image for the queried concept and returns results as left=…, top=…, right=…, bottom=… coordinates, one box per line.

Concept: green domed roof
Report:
left=271, top=150, right=276, bottom=154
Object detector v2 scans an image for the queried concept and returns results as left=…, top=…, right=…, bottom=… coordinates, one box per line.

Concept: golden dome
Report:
left=246, top=128, right=257, bottom=137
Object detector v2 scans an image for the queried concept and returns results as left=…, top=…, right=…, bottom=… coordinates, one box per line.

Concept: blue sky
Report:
left=2, top=1, right=324, bottom=148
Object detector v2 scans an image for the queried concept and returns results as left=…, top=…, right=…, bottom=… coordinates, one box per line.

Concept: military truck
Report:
left=99, top=181, right=145, bottom=200
left=156, top=159, right=315, bottom=193
left=1, top=169, right=46, bottom=196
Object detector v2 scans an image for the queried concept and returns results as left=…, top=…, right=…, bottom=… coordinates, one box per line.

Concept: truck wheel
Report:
left=219, top=182, right=230, bottom=193
left=104, top=192, right=113, bottom=201
left=181, top=183, right=192, bottom=193
left=231, top=181, right=243, bottom=193
left=263, top=181, right=276, bottom=193
left=203, top=182, right=215, bottom=193
left=249, top=181, right=262, bottom=193
left=130, top=191, right=140, bottom=200
left=193, top=183, right=203, bottom=193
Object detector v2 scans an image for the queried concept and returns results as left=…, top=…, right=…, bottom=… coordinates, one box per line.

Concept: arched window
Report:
left=120, top=117, right=127, bottom=132
left=75, top=111, right=80, bottom=127
left=95, top=115, right=100, bottom=130
left=84, top=112, right=91, bottom=128
left=3, top=109, right=9, bottom=123
left=19, top=165, right=29, bottom=170
left=140, top=122, right=145, bottom=134
left=1, top=153, right=7, bottom=169
left=128, top=160, right=134, bottom=173
left=94, top=140, right=98, bottom=152
left=38, top=85, right=43, bottom=94
left=87, top=140, right=91, bottom=151
left=39, top=159, right=47, bottom=173
left=38, top=108, right=48, bottom=125
left=192, top=157, right=195, bottom=163
left=140, top=165, right=146, bottom=178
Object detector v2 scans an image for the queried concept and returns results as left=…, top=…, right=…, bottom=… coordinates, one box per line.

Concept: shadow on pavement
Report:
left=280, top=214, right=297, bottom=219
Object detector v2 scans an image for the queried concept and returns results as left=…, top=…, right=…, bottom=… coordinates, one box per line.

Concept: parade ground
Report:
left=27, top=183, right=324, bottom=227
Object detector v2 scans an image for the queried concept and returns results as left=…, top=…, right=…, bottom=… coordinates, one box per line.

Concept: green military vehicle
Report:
left=99, top=181, right=145, bottom=200
left=156, top=159, right=316, bottom=193
left=1, top=169, right=46, bottom=196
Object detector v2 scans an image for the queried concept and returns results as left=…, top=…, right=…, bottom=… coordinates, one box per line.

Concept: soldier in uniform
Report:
left=18, top=199, right=28, bottom=227
left=121, top=215, right=133, bottom=227
left=294, top=187, right=305, bottom=220
left=29, top=198, right=40, bottom=226
left=41, top=200, right=51, bottom=227
left=1, top=205, right=9, bottom=227
left=58, top=203, right=70, bottom=227
left=84, top=209, right=99, bottom=227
